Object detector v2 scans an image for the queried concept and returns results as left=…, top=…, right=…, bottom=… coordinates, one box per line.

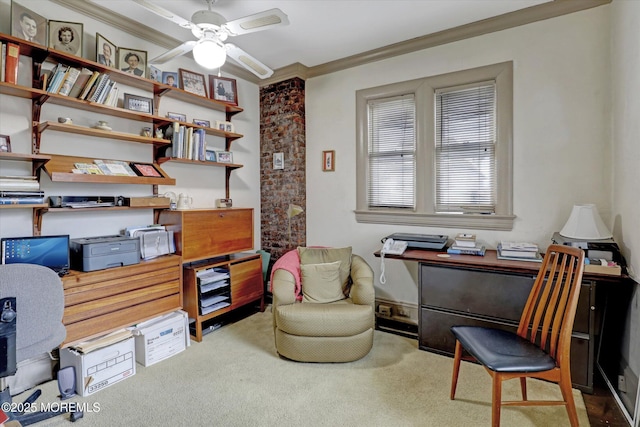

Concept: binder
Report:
left=4, top=43, right=19, bottom=85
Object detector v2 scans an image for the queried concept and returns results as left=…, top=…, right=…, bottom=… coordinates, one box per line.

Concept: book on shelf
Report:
left=0, top=42, right=6, bottom=82
left=0, top=190, right=44, bottom=197
left=67, top=67, right=93, bottom=98
left=78, top=70, right=101, bottom=100
left=57, top=66, right=81, bottom=96
left=5, top=42, right=19, bottom=85
left=497, top=243, right=540, bottom=259
left=0, top=176, right=40, bottom=191
left=0, top=196, right=45, bottom=205
left=73, top=162, right=104, bottom=175
left=454, top=233, right=477, bottom=247
left=47, top=64, right=70, bottom=94
left=447, top=244, right=486, bottom=256
left=497, top=252, right=543, bottom=263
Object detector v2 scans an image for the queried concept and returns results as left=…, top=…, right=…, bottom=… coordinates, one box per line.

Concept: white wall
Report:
left=305, top=7, right=612, bottom=305
left=0, top=0, right=262, bottom=248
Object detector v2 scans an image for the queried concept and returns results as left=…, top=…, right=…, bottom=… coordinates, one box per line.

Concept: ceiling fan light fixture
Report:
left=193, top=38, right=227, bottom=69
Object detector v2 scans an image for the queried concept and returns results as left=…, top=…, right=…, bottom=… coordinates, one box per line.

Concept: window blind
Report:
left=367, top=94, right=416, bottom=209
left=435, top=82, right=496, bottom=214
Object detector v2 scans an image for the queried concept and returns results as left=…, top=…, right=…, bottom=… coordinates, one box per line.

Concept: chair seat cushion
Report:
left=276, top=300, right=373, bottom=337
left=451, top=326, right=556, bottom=373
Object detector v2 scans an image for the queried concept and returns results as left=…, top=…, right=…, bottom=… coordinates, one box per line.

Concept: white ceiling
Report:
left=93, top=0, right=550, bottom=71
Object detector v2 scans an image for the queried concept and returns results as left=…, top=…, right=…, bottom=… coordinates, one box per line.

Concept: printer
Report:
left=70, top=235, right=140, bottom=272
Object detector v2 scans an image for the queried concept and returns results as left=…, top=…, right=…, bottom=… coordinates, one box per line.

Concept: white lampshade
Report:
left=559, top=204, right=612, bottom=240
left=192, top=39, right=226, bottom=69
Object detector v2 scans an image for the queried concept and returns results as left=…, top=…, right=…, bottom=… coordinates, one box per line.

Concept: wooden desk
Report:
left=375, top=249, right=628, bottom=393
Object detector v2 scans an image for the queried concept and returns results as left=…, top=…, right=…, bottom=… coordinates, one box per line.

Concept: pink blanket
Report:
left=269, top=249, right=302, bottom=301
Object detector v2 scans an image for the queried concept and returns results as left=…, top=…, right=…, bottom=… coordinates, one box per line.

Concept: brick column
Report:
left=260, top=78, right=306, bottom=262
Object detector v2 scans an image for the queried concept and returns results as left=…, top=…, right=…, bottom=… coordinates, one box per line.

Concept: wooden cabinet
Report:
left=158, top=208, right=254, bottom=263
left=60, top=255, right=182, bottom=347
left=183, top=253, right=263, bottom=342
left=375, top=248, right=625, bottom=394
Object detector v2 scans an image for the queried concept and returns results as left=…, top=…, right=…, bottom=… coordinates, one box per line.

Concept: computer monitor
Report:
left=1, top=235, right=70, bottom=276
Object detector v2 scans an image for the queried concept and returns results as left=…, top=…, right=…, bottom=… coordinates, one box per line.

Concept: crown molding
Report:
left=50, top=0, right=260, bottom=83
left=52, top=0, right=610, bottom=87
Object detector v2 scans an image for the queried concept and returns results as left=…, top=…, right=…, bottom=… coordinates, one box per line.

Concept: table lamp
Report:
left=559, top=204, right=612, bottom=240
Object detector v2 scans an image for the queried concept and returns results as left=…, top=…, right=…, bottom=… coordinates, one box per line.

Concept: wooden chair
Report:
left=449, top=244, right=585, bottom=426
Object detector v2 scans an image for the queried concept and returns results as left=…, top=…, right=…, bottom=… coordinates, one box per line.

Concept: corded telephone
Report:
left=379, top=238, right=408, bottom=285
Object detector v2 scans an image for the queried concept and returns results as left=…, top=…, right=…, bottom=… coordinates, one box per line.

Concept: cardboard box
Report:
left=60, top=337, right=135, bottom=397
left=132, top=310, right=189, bottom=367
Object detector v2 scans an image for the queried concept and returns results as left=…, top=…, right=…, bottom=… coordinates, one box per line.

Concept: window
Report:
left=356, top=62, right=514, bottom=230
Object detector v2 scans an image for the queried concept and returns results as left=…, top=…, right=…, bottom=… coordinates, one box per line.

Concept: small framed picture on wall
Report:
left=322, top=150, right=335, bottom=172
left=48, top=20, right=83, bottom=57
left=118, top=47, right=147, bottom=78
left=96, top=33, right=117, bottom=68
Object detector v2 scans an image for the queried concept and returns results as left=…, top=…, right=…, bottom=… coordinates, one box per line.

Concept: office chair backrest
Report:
left=517, top=244, right=585, bottom=363
left=0, top=264, right=66, bottom=363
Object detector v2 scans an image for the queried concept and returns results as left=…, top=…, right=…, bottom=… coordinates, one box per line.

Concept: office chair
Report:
left=449, top=244, right=585, bottom=427
left=0, top=263, right=80, bottom=425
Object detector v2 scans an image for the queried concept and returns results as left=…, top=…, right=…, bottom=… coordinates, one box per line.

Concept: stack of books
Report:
left=497, top=241, right=542, bottom=262
left=0, top=176, right=44, bottom=205
left=447, top=233, right=486, bottom=256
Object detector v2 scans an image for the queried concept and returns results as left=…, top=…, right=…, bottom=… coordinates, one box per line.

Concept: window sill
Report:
left=354, top=210, right=515, bottom=231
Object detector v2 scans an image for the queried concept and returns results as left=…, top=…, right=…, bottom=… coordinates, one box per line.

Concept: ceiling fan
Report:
left=132, top=0, right=289, bottom=78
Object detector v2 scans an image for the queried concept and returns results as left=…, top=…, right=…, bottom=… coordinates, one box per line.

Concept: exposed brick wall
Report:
left=260, top=78, right=306, bottom=262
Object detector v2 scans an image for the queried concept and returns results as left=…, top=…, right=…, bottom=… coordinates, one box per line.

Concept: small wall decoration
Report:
left=193, top=119, right=210, bottom=127
left=273, top=152, right=284, bottom=170
left=167, top=112, right=186, bottom=122
left=11, top=2, right=47, bottom=46
left=130, top=162, right=162, bottom=177
left=118, top=47, right=147, bottom=78
left=179, top=68, right=208, bottom=98
left=48, top=21, right=83, bottom=57
left=149, top=65, right=162, bottom=82
left=162, top=71, right=178, bottom=87
left=323, top=150, right=335, bottom=172
left=123, top=93, right=154, bottom=114
left=0, top=135, right=11, bottom=153
left=216, top=151, right=233, bottom=164
left=96, top=33, right=117, bottom=68
left=210, top=75, right=238, bottom=106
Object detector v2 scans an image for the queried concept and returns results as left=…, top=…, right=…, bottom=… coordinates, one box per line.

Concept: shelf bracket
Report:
left=31, top=95, right=48, bottom=154
left=32, top=207, right=48, bottom=236
left=225, top=167, right=232, bottom=199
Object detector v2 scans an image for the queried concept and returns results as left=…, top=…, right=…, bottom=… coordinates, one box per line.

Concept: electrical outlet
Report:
left=378, top=304, right=392, bottom=317
left=396, top=307, right=409, bottom=318
left=618, top=375, right=627, bottom=393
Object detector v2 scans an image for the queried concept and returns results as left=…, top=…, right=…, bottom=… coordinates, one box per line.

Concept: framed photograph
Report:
left=149, top=65, right=162, bottom=82
left=123, top=93, right=154, bottom=114
left=162, top=71, right=178, bottom=87
left=178, top=69, right=208, bottom=97
left=0, top=135, right=11, bottom=153
left=323, top=150, right=335, bottom=172
left=193, top=119, right=210, bottom=127
left=48, top=20, right=83, bottom=57
left=11, top=2, right=47, bottom=46
left=273, top=152, right=284, bottom=170
left=96, top=33, right=117, bottom=68
left=130, top=162, right=162, bottom=177
left=216, top=151, right=233, bottom=164
left=167, top=112, right=187, bottom=122
left=118, top=47, right=147, bottom=78
left=205, top=150, right=216, bottom=162
left=215, top=120, right=226, bottom=131
left=225, top=122, right=234, bottom=133
left=209, top=76, right=238, bottom=106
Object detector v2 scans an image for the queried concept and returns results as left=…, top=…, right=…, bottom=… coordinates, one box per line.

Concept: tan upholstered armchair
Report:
left=271, top=247, right=375, bottom=362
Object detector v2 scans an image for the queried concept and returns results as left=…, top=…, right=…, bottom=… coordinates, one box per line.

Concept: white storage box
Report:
left=59, top=337, right=135, bottom=397
left=132, top=310, right=189, bottom=367
left=6, top=353, right=54, bottom=395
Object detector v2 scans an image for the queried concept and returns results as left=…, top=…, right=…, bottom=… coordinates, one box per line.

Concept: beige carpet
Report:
left=24, top=308, right=588, bottom=426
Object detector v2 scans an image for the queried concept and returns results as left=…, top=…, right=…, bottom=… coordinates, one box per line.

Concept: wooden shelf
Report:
left=0, top=203, right=48, bottom=209
left=37, top=121, right=170, bottom=146
left=156, top=157, right=243, bottom=170
left=42, top=154, right=176, bottom=185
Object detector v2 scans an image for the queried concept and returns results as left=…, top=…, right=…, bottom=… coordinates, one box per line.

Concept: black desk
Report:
left=375, top=249, right=628, bottom=394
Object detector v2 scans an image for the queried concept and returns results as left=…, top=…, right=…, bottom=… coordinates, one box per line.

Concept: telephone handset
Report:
left=381, top=238, right=408, bottom=255
left=379, top=238, right=408, bottom=285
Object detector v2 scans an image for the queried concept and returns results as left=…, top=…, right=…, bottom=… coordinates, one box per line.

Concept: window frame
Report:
left=355, top=61, right=515, bottom=230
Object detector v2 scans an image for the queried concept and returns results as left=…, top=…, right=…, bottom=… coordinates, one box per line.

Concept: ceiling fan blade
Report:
left=225, top=43, right=274, bottom=78
left=150, top=41, right=197, bottom=64
left=132, top=0, right=193, bottom=29
left=223, top=8, right=289, bottom=36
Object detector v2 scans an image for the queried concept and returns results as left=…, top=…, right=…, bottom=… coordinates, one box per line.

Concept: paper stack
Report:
left=447, top=233, right=485, bottom=256
left=497, top=241, right=542, bottom=262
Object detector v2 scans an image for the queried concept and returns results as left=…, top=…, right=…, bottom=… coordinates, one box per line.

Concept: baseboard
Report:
left=374, top=298, right=418, bottom=338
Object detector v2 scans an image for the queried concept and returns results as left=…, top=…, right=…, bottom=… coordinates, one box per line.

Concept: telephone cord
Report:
left=380, top=253, right=386, bottom=285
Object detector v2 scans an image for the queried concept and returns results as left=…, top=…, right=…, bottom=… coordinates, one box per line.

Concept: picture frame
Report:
left=225, top=122, right=234, bottom=133
left=162, top=71, right=178, bottom=87
left=205, top=150, right=216, bottom=162
left=123, top=93, right=154, bottom=114
left=193, top=119, right=210, bottom=127
left=48, top=20, right=83, bottom=57
left=96, top=33, right=117, bottom=68
left=130, top=162, right=162, bottom=178
left=323, top=150, right=335, bottom=172
left=178, top=68, right=208, bottom=98
left=149, top=65, right=162, bottom=83
left=216, top=151, right=233, bottom=164
left=118, top=47, right=147, bottom=78
left=0, top=135, right=11, bottom=153
left=209, top=76, right=238, bottom=106
left=11, top=2, right=47, bottom=46
left=273, top=152, right=284, bottom=170
left=215, top=120, right=226, bottom=131
left=167, top=112, right=187, bottom=122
